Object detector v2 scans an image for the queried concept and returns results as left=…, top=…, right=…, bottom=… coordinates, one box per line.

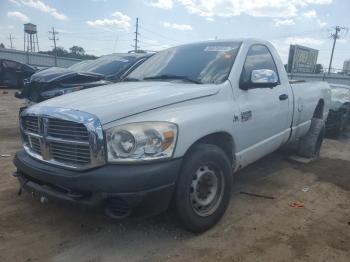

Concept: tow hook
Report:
left=40, top=195, right=48, bottom=204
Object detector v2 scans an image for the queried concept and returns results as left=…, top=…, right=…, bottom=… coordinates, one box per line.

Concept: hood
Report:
left=33, top=81, right=220, bottom=124
left=30, top=67, right=104, bottom=83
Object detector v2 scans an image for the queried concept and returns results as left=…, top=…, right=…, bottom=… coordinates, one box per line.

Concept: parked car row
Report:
left=13, top=39, right=332, bottom=232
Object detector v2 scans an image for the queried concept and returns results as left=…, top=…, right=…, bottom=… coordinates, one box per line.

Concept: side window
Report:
left=240, top=45, right=279, bottom=85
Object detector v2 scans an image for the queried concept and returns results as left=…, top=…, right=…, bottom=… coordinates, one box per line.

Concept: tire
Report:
left=173, top=143, right=233, bottom=233
left=297, top=118, right=325, bottom=158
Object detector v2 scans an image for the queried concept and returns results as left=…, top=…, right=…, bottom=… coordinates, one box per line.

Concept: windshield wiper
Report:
left=143, top=74, right=202, bottom=84
left=123, top=77, right=140, bottom=82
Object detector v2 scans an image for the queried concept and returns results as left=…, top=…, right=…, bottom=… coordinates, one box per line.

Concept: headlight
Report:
left=106, top=122, right=177, bottom=162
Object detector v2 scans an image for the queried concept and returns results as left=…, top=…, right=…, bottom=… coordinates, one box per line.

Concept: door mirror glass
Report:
left=251, top=69, right=278, bottom=87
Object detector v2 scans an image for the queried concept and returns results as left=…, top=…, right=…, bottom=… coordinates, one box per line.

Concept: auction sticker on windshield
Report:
left=204, top=46, right=235, bottom=52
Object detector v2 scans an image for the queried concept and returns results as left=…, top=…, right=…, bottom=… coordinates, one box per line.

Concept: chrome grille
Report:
left=22, top=116, right=39, bottom=133
left=48, top=119, right=89, bottom=141
left=28, top=136, right=41, bottom=154
left=20, top=107, right=105, bottom=170
left=51, top=142, right=91, bottom=164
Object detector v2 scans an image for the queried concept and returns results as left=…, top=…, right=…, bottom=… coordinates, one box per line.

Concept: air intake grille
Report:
left=50, top=141, right=91, bottom=164
left=48, top=119, right=89, bottom=141
left=22, top=116, right=39, bottom=133
left=21, top=115, right=94, bottom=168
left=28, top=136, right=41, bottom=154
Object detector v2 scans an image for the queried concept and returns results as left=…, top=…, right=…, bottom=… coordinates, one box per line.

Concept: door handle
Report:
left=279, top=94, right=288, bottom=100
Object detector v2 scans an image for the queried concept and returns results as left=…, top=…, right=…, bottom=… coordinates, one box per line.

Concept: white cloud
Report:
left=274, top=18, right=295, bottom=27
left=7, top=11, right=29, bottom=22
left=149, top=0, right=173, bottom=9
left=18, top=0, right=67, bottom=20
left=8, top=0, right=21, bottom=6
left=177, top=0, right=332, bottom=19
left=303, top=10, right=317, bottom=18
left=163, top=22, right=193, bottom=31
left=87, top=11, right=131, bottom=31
left=316, top=19, right=328, bottom=27
left=301, top=10, right=327, bottom=27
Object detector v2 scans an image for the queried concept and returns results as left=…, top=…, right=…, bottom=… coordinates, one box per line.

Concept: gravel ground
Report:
left=0, top=89, right=349, bottom=262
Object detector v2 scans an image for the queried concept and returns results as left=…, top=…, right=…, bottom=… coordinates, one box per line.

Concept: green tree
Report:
left=315, top=64, right=323, bottom=74
left=69, top=46, right=85, bottom=57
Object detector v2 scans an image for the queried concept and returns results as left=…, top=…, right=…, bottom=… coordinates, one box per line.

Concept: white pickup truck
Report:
left=14, top=39, right=331, bottom=232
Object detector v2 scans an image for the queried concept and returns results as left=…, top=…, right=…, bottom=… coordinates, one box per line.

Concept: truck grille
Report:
left=20, top=110, right=105, bottom=170
left=48, top=119, right=89, bottom=141
left=22, top=115, right=39, bottom=133
left=51, top=142, right=91, bottom=164
left=28, top=136, right=41, bottom=154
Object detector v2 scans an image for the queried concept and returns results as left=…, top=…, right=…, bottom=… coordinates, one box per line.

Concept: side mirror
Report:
left=250, top=69, right=279, bottom=88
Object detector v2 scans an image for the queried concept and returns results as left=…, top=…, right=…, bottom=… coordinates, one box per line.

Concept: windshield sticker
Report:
left=113, top=58, right=129, bottom=62
left=204, top=46, right=234, bottom=52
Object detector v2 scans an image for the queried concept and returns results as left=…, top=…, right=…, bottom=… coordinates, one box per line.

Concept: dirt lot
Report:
left=0, top=89, right=349, bottom=262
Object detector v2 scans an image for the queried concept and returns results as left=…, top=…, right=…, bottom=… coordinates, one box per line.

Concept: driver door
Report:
left=235, top=44, right=290, bottom=166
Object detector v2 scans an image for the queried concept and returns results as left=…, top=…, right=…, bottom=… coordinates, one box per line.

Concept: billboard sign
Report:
left=287, top=44, right=319, bottom=73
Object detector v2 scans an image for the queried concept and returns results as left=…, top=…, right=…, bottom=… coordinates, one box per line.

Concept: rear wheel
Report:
left=174, top=143, right=232, bottom=233
left=298, top=118, right=325, bottom=158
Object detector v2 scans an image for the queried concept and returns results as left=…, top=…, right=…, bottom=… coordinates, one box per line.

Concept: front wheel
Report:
left=173, top=143, right=233, bottom=233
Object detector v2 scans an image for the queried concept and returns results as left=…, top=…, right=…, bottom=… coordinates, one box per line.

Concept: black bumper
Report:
left=14, top=150, right=182, bottom=217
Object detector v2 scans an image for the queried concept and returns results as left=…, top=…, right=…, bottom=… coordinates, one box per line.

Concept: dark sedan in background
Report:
left=326, top=84, right=350, bottom=138
left=15, top=53, right=152, bottom=104
left=0, top=59, right=37, bottom=89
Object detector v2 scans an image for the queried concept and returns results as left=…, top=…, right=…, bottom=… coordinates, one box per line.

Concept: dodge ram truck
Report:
left=13, top=39, right=331, bottom=233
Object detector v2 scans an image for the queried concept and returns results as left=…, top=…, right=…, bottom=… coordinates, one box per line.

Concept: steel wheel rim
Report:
left=190, top=164, right=224, bottom=217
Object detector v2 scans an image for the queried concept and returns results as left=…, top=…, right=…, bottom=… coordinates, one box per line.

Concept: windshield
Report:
left=127, top=41, right=241, bottom=84
left=68, top=55, right=139, bottom=76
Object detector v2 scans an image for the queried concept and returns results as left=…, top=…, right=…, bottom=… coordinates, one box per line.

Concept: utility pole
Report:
left=133, top=17, right=139, bottom=52
left=8, top=34, right=15, bottom=49
left=49, top=27, right=59, bottom=66
left=327, top=26, right=348, bottom=74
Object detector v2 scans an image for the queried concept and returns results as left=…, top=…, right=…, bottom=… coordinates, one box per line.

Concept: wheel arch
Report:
left=184, top=132, right=236, bottom=165
left=313, top=99, right=325, bottom=119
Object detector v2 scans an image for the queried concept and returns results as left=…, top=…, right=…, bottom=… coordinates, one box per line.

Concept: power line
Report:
left=139, top=25, right=182, bottom=44
left=49, top=27, right=59, bottom=66
left=327, top=26, right=349, bottom=74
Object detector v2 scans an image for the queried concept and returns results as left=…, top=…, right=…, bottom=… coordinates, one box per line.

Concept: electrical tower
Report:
left=49, top=27, right=59, bottom=66
left=132, top=17, right=140, bottom=52
left=24, top=23, right=39, bottom=52
left=327, top=26, right=348, bottom=74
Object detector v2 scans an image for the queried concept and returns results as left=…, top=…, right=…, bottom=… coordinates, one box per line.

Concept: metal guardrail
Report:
left=288, top=72, right=350, bottom=85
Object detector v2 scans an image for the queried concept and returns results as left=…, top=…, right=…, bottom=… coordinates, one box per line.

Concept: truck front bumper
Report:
left=13, top=150, right=182, bottom=218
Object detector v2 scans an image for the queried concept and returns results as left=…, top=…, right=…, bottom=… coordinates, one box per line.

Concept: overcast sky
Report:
left=0, top=0, right=349, bottom=69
